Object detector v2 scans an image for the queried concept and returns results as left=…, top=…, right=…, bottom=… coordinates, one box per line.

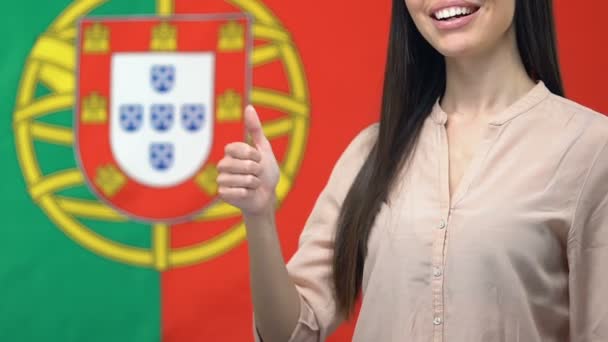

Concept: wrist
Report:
left=243, top=194, right=276, bottom=220
left=243, top=207, right=277, bottom=241
left=243, top=206, right=276, bottom=223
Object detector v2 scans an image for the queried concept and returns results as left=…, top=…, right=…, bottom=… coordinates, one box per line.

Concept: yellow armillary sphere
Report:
left=12, top=0, right=310, bottom=270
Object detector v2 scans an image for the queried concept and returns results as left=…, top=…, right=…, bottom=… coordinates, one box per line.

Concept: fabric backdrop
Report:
left=1, top=0, right=606, bottom=341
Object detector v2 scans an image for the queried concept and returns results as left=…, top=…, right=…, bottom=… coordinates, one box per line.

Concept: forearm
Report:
left=245, top=211, right=301, bottom=342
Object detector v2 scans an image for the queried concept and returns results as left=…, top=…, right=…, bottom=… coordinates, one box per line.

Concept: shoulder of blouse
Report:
left=544, top=93, right=608, bottom=133
left=330, top=122, right=379, bottom=173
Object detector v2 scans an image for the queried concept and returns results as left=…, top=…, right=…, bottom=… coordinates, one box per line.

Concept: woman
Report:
left=217, top=0, right=608, bottom=340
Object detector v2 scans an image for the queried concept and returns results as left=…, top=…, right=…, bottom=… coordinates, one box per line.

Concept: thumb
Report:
left=244, top=105, right=270, bottom=149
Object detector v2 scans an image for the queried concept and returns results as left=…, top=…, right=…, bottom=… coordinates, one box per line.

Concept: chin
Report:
left=434, top=40, right=479, bottom=58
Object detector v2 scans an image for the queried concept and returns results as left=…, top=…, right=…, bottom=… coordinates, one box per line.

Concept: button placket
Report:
left=431, top=217, right=448, bottom=341
left=432, top=120, right=451, bottom=342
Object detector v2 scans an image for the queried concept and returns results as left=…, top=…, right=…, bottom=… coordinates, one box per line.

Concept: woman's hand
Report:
left=217, top=105, right=280, bottom=218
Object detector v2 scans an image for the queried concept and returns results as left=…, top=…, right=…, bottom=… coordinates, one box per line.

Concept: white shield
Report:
left=110, top=53, right=215, bottom=188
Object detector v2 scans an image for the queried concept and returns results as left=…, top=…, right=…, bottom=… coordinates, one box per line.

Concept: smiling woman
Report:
left=221, top=0, right=608, bottom=341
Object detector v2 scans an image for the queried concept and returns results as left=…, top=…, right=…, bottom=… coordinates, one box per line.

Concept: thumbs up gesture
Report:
left=217, top=105, right=280, bottom=217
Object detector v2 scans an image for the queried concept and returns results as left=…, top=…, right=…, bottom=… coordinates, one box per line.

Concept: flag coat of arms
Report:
left=76, top=15, right=250, bottom=222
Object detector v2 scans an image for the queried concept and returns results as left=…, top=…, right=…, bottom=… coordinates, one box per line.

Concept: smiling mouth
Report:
left=432, top=6, right=480, bottom=21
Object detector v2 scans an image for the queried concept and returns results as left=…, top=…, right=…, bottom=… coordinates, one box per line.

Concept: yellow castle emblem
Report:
left=151, top=21, right=177, bottom=51
left=218, top=21, right=245, bottom=52
left=217, top=90, right=243, bottom=122
left=81, top=92, right=107, bottom=124
left=84, top=22, right=109, bottom=53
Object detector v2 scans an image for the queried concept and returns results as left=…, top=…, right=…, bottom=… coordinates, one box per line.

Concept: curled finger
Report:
left=217, top=173, right=261, bottom=189
left=225, top=142, right=261, bottom=162
left=217, top=157, right=262, bottom=176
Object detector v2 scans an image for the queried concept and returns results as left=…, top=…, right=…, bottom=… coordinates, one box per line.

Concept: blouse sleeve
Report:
left=568, top=139, right=608, bottom=341
left=253, top=123, right=378, bottom=342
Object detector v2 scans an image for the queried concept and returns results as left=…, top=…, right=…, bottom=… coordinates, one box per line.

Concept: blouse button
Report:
left=433, top=317, right=443, bottom=325
left=433, top=267, right=442, bottom=277
left=438, top=220, right=446, bottom=230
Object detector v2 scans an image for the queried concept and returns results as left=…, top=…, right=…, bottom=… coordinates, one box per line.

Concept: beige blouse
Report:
left=254, top=81, right=608, bottom=341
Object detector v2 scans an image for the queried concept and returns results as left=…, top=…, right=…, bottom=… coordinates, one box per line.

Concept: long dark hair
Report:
left=332, top=0, right=564, bottom=317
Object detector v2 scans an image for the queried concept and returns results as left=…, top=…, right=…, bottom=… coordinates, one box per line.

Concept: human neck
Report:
left=440, top=29, right=536, bottom=121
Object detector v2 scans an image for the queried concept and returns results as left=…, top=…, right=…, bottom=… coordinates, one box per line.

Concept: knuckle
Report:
left=229, top=143, right=241, bottom=153
left=254, top=163, right=263, bottom=175
left=224, top=143, right=235, bottom=155
left=245, top=160, right=257, bottom=174
left=226, top=143, right=243, bottom=157
left=248, top=147, right=258, bottom=160
left=217, top=158, right=229, bottom=171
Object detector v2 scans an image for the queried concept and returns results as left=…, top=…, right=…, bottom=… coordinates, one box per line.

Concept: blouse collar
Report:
left=430, top=80, right=551, bottom=126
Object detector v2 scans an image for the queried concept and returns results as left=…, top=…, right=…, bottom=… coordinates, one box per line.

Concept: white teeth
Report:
left=434, top=6, right=474, bottom=20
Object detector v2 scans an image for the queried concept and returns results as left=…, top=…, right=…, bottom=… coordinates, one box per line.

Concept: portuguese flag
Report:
left=0, top=0, right=606, bottom=341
